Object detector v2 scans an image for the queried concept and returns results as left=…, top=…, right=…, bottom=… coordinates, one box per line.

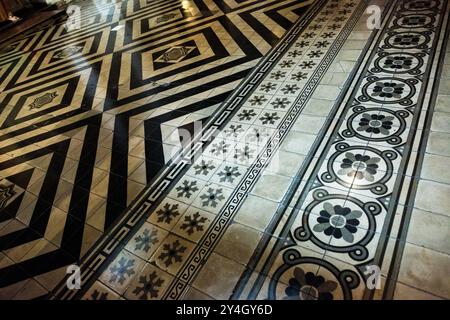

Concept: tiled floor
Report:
left=0, top=0, right=449, bottom=300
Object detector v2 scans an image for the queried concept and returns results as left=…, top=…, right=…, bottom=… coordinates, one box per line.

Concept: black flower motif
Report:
left=224, top=124, right=245, bottom=138
left=158, top=240, right=186, bottom=267
left=259, top=112, right=280, bottom=125
left=288, top=50, right=303, bottom=58
left=295, top=41, right=310, bottom=48
left=328, top=24, right=341, bottom=31
left=313, top=202, right=362, bottom=243
left=383, top=56, right=413, bottom=70
left=393, top=34, right=421, bottom=46
left=321, top=32, right=335, bottom=39
left=281, top=84, right=299, bottom=94
left=303, top=32, right=316, bottom=39
left=249, top=95, right=267, bottom=106
left=210, top=141, right=230, bottom=156
left=180, top=212, right=207, bottom=235
left=234, top=145, right=254, bottom=162
left=237, top=109, right=257, bottom=121
left=271, top=97, right=291, bottom=109
left=337, top=152, right=380, bottom=182
left=299, top=60, right=316, bottom=69
left=218, top=166, right=241, bottom=183
left=199, top=188, right=225, bottom=207
left=260, top=82, right=277, bottom=93
left=357, top=113, right=394, bottom=135
left=315, top=41, right=330, bottom=48
left=280, top=60, right=295, bottom=68
left=291, top=71, right=308, bottom=81
left=176, top=180, right=199, bottom=198
left=371, top=82, right=404, bottom=98
left=285, top=267, right=337, bottom=300
left=132, top=272, right=164, bottom=299
left=194, top=160, right=215, bottom=175
left=307, top=50, right=323, bottom=58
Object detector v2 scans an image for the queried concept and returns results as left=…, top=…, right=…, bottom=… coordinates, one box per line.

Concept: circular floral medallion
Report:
left=284, top=266, right=338, bottom=300
left=374, top=52, right=424, bottom=75
left=358, top=113, right=395, bottom=135
left=338, top=152, right=381, bottom=182
left=295, top=189, right=381, bottom=260
left=311, top=201, right=370, bottom=245
left=343, top=107, right=409, bottom=145
left=361, top=77, right=416, bottom=105
left=269, top=252, right=360, bottom=300
left=311, top=202, right=366, bottom=244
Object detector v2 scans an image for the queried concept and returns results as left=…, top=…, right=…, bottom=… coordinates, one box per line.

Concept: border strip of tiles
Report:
left=162, top=0, right=371, bottom=300
left=381, top=3, right=450, bottom=300
left=232, top=0, right=395, bottom=300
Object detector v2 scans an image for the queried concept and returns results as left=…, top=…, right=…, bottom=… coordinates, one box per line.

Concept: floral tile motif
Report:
left=209, top=162, right=247, bottom=188
left=203, top=138, right=235, bottom=161
left=147, top=198, right=189, bottom=230
left=232, top=108, right=261, bottom=125
left=149, top=234, right=195, bottom=275
left=227, top=142, right=259, bottom=167
left=82, top=281, right=120, bottom=300
left=240, top=125, right=275, bottom=147
left=191, top=183, right=233, bottom=214
left=254, top=110, right=285, bottom=128
left=124, top=263, right=174, bottom=300
left=125, top=222, right=168, bottom=260
left=219, top=122, right=251, bottom=142
left=167, top=177, right=206, bottom=206
left=185, top=156, right=221, bottom=181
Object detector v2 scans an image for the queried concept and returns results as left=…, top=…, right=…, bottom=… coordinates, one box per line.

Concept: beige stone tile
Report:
left=182, top=286, right=214, bottom=300
left=435, top=95, right=450, bottom=113
left=281, top=131, right=316, bottom=155
left=420, top=153, right=450, bottom=184
left=394, top=282, right=443, bottom=300
left=271, top=150, right=306, bottom=178
left=431, top=112, right=450, bottom=133
left=302, top=98, right=335, bottom=117
left=426, top=132, right=450, bottom=157
left=234, top=195, right=278, bottom=232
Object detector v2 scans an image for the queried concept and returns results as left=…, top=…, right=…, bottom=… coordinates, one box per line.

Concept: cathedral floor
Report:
left=0, top=0, right=448, bottom=300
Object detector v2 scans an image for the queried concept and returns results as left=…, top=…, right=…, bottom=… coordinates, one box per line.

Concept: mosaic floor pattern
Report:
left=1, top=0, right=449, bottom=300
